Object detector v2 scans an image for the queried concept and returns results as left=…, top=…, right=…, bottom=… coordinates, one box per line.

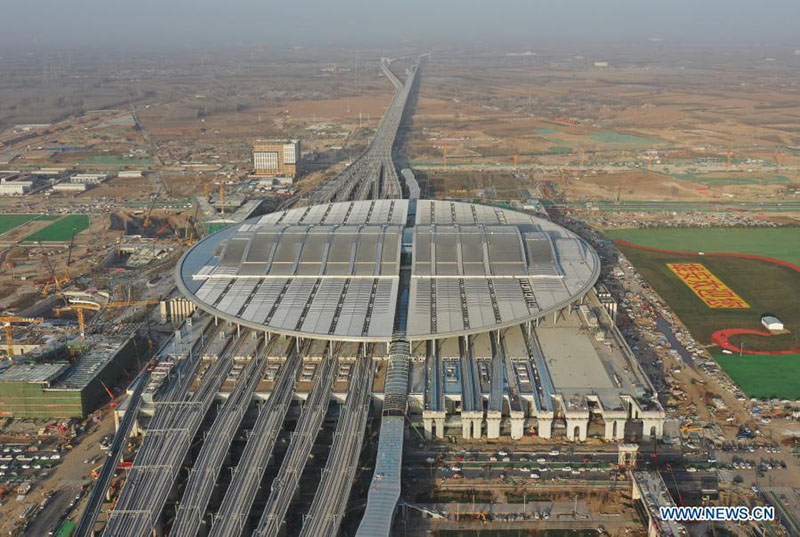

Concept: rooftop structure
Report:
left=0, top=332, right=141, bottom=418
left=177, top=199, right=600, bottom=342
left=0, top=363, right=69, bottom=383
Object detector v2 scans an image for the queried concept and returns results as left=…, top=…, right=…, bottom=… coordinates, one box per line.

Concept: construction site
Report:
left=0, top=39, right=798, bottom=537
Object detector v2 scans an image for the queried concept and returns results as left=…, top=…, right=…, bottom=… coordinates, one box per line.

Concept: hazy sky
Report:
left=4, top=0, right=800, bottom=51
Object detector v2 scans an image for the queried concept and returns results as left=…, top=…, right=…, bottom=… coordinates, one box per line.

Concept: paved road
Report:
left=23, top=484, right=82, bottom=537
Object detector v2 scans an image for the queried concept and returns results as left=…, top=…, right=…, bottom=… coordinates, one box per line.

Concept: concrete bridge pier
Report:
left=566, top=417, right=589, bottom=441
left=510, top=411, right=525, bottom=440
left=485, top=411, right=501, bottom=438
left=536, top=417, right=553, bottom=439
left=604, top=418, right=627, bottom=441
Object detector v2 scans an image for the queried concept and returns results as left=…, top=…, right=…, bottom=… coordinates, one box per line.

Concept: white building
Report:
left=53, top=183, right=88, bottom=192
left=118, top=170, right=145, bottom=178
left=253, top=139, right=301, bottom=178
left=762, top=315, right=784, bottom=332
left=70, top=173, right=109, bottom=185
left=0, top=174, right=32, bottom=195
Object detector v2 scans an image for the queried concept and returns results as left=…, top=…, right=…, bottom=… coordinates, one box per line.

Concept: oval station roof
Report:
left=176, top=199, right=600, bottom=342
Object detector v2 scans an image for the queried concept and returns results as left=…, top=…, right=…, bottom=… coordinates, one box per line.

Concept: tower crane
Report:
left=185, top=200, right=202, bottom=246
left=1, top=316, right=43, bottom=358
left=64, top=228, right=77, bottom=282
left=54, top=300, right=160, bottom=340
left=143, top=185, right=163, bottom=229
left=39, top=242, right=65, bottom=297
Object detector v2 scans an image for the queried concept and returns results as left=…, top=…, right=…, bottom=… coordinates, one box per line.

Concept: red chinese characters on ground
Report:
left=666, top=262, right=750, bottom=309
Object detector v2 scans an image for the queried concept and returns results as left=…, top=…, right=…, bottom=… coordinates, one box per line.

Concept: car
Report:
left=536, top=458, right=546, bottom=464
left=529, top=473, right=540, bottom=479
left=497, top=450, right=508, bottom=457
left=549, top=450, right=559, bottom=456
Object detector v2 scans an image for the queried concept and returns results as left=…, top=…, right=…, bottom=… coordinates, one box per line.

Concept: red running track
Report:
left=711, top=328, right=800, bottom=355
left=613, top=239, right=800, bottom=356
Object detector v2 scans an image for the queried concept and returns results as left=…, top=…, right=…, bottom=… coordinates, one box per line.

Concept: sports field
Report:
left=0, top=214, right=59, bottom=236
left=614, top=227, right=800, bottom=398
left=714, top=354, right=800, bottom=400
left=618, top=246, right=800, bottom=351
left=23, top=214, right=90, bottom=242
left=607, top=227, right=800, bottom=266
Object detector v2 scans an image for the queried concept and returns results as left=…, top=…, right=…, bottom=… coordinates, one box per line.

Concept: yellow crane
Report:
left=1, top=316, right=43, bottom=358
left=39, top=242, right=66, bottom=297
left=143, top=185, right=163, bottom=229
left=54, top=300, right=160, bottom=340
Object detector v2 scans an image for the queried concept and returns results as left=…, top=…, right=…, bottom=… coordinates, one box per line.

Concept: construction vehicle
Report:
left=90, top=464, right=104, bottom=479
left=680, top=423, right=702, bottom=438
left=1, top=316, right=44, bottom=358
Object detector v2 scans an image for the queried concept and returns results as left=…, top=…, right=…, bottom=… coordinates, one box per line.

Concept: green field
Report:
left=614, top=227, right=800, bottom=397
left=80, top=155, right=153, bottom=167
left=714, top=354, right=800, bottom=399
left=607, top=227, right=800, bottom=266
left=617, top=246, right=800, bottom=351
left=0, top=214, right=59, bottom=236
left=672, top=172, right=791, bottom=186
left=55, top=519, right=76, bottom=537
left=590, top=130, right=663, bottom=145
left=23, top=214, right=90, bottom=242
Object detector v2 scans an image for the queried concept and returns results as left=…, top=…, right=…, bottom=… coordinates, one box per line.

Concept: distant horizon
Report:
left=2, top=0, right=799, bottom=52
left=2, top=39, right=800, bottom=61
